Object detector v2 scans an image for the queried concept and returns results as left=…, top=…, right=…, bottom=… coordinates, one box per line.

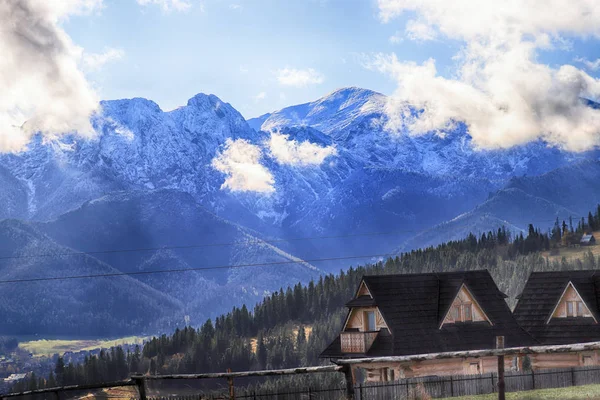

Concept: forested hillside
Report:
left=10, top=205, right=600, bottom=393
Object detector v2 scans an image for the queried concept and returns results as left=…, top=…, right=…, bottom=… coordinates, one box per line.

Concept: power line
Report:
left=0, top=231, right=416, bottom=262
left=0, top=253, right=396, bottom=284
left=0, top=215, right=588, bottom=262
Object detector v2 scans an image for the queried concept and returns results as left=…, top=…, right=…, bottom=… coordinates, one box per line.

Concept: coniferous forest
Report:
left=9, top=205, right=600, bottom=394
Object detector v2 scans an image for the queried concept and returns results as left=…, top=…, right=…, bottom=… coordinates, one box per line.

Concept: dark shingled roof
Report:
left=321, top=270, right=535, bottom=359
left=513, top=270, right=600, bottom=345
left=346, top=295, right=377, bottom=307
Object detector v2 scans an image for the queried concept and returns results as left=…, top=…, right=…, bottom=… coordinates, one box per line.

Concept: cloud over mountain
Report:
left=375, top=0, right=600, bottom=152
left=212, top=138, right=275, bottom=194
left=0, top=0, right=101, bottom=152
left=267, top=132, right=337, bottom=166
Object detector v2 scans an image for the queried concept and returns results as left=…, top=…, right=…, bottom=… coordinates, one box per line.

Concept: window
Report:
left=567, top=301, right=575, bottom=317
left=450, top=303, right=473, bottom=322
left=583, top=355, right=594, bottom=366
left=567, top=301, right=585, bottom=317
left=364, top=311, right=376, bottom=331
left=464, top=304, right=473, bottom=321
left=388, top=369, right=395, bottom=381
left=452, top=305, right=461, bottom=321
left=468, top=362, right=481, bottom=374
left=381, top=368, right=389, bottom=382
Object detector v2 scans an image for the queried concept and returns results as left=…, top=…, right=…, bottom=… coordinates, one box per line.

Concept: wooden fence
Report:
left=6, top=341, right=600, bottom=400
left=354, top=365, right=600, bottom=400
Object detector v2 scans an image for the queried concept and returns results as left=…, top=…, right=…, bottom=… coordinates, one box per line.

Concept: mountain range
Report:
left=0, top=86, right=598, bottom=336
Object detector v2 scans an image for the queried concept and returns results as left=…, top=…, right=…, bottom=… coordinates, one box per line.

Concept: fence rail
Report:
left=5, top=341, right=600, bottom=400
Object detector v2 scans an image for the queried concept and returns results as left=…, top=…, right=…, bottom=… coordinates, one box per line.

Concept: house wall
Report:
left=346, top=307, right=388, bottom=331
left=530, top=351, right=600, bottom=370
left=353, top=352, right=600, bottom=382
left=353, top=356, right=518, bottom=382
left=551, top=285, right=593, bottom=318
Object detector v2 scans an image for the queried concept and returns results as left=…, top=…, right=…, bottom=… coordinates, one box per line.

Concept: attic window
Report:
left=441, top=284, right=492, bottom=327
left=450, top=302, right=472, bottom=322
left=548, top=281, right=596, bottom=323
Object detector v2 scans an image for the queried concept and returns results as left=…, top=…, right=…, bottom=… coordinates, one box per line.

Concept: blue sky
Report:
left=63, top=0, right=465, bottom=118
left=63, top=0, right=600, bottom=122
left=3, top=0, right=600, bottom=153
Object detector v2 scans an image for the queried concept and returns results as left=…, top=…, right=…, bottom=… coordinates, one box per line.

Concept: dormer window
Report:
left=548, top=282, right=596, bottom=323
left=441, top=284, right=492, bottom=327
left=451, top=302, right=472, bottom=322
left=364, top=311, right=376, bottom=331
left=567, top=301, right=584, bottom=317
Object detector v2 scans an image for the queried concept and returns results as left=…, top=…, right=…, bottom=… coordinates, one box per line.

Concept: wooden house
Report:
left=514, top=270, right=600, bottom=369
left=581, top=234, right=596, bottom=246
left=320, top=270, right=535, bottom=382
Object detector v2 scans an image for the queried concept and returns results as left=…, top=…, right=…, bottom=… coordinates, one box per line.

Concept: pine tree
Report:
left=55, top=357, right=65, bottom=385
left=257, top=332, right=267, bottom=369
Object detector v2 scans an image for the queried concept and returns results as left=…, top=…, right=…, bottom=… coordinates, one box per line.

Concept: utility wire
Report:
left=0, top=215, right=588, bottom=262
left=0, top=231, right=416, bottom=261
left=0, top=253, right=396, bottom=284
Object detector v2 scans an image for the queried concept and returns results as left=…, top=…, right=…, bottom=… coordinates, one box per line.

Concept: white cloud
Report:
left=374, top=0, right=600, bottom=152
left=267, top=132, right=337, bottom=166
left=405, top=19, right=437, bottom=41
left=83, top=47, right=125, bottom=71
left=576, top=57, right=600, bottom=71
left=276, top=68, right=324, bottom=87
left=0, top=0, right=103, bottom=153
left=229, top=4, right=242, bottom=11
left=388, top=31, right=403, bottom=44
left=136, top=0, right=191, bottom=12
left=253, top=91, right=267, bottom=102
left=211, top=138, right=275, bottom=193
left=239, top=65, right=249, bottom=74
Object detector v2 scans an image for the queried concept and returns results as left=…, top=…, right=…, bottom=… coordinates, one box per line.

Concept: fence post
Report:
left=253, top=390, right=257, bottom=400
left=571, top=367, right=576, bottom=386
left=491, top=373, right=495, bottom=393
left=359, top=383, right=363, bottom=400
left=531, top=370, right=535, bottom=390
left=496, top=336, right=505, bottom=400
left=133, top=377, right=148, bottom=400
left=308, top=387, right=312, bottom=400
left=342, top=365, right=355, bottom=400
left=450, top=376, right=454, bottom=396
left=226, top=368, right=235, bottom=400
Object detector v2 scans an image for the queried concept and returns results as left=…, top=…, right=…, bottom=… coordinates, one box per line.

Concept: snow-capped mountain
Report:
left=0, top=86, right=598, bottom=335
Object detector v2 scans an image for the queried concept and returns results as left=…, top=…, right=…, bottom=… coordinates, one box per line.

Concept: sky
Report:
left=62, top=0, right=437, bottom=117
left=2, top=0, right=600, bottom=153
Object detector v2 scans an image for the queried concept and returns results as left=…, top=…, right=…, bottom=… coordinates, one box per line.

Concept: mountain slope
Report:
left=39, top=190, right=322, bottom=324
left=0, top=219, right=182, bottom=336
left=400, top=161, right=600, bottom=252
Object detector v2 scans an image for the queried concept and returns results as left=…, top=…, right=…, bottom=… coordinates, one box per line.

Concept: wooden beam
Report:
left=334, top=340, right=600, bottom=365
left=1, top=379, right=136, bottom=398
left=132, top=365, right=344, bottom=380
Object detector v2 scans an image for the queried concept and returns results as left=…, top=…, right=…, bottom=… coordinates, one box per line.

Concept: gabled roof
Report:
left=345, top=295, right=377, bottom=307
left=514, top=270, right=600, bottom=345
left=320, top=270, right=535, bottom=358
left=581, top=234, right=596, bottom=243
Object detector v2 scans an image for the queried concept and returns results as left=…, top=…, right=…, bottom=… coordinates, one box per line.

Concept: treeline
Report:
left=11, top=205, right=600, bottom=393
